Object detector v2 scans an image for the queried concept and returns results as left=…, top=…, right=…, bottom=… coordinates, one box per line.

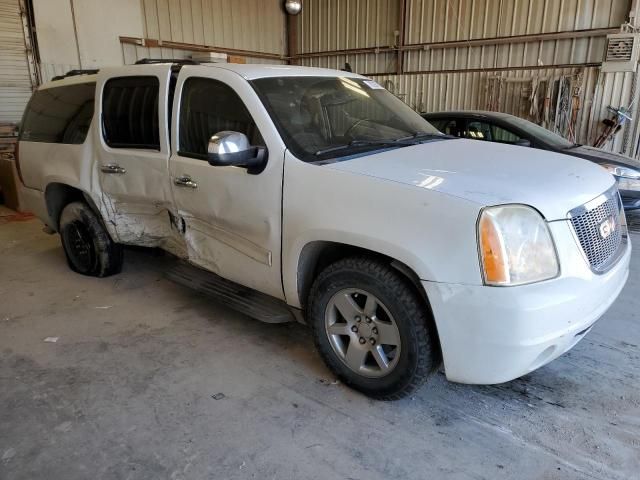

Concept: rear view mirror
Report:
left=515, top=138, right=531, bottom=147
left=207, top=131, right=267, bottom=174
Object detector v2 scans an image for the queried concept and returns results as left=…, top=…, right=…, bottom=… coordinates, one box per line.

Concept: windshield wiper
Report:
left=394, top=132, right=447, bottom=142
left=314, top=139, right=413, bottom=156
left=313, top=132, right=449, bottom=157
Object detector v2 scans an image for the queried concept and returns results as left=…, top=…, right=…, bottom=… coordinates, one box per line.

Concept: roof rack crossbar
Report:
left=134, top=58, right=200, bottom=65
left=51, top=69, right=100, bottom=81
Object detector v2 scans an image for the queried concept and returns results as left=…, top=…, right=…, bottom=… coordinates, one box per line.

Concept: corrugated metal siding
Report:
left=295, top=0, right=637, bottom=155
left=296, top=0, right=397, bottom=73
left=0, top=0, right=32, bottom=122
left=403, top=0, right=628, bottom=72
left=132, top=0, right=286, bottom=63
left=374, top=67, right=635, bottom=154
left=296, top=0, right=628, bottom=73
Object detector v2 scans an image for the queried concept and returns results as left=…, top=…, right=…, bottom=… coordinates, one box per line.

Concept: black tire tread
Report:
left=59, top=202, right=123, bottom=277
left=308, top=256, right=439, bottom=400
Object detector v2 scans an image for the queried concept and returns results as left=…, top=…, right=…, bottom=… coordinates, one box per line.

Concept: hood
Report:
left=326, top=139, right=615, bottom=221
left=565, top=145, right=640, bottom=170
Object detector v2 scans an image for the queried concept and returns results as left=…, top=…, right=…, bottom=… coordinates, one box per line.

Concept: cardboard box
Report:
left=0, top=156, right=22, bottom=211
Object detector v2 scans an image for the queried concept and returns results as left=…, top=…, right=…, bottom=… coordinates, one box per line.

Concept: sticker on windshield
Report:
left=363, top=80, right=384, bottom=90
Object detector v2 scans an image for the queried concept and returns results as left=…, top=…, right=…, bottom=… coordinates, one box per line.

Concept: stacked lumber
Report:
left=0, top=123, right=21, bottom=210
left=0, top=123, right=18, bottom=159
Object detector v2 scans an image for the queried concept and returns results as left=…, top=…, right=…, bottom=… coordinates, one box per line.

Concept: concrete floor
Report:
left=1, top=209, right=639, bottom=480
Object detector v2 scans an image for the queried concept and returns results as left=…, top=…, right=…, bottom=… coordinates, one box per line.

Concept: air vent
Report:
left=606, top=37, right=633, bottom=61
left=602, top=33, right=640, bottom=73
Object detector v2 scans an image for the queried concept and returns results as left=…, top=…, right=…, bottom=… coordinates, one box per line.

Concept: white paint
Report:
left=18, top=64, right=631, bottom=385
left=425, top=227, right=631, bottom=383
left=328, top=138, right=616, bottom=221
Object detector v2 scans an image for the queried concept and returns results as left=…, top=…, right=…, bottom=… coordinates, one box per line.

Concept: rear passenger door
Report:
left=96, top=65, right=174, bottom=245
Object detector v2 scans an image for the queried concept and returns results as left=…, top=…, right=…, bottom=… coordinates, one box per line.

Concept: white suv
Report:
left=17, top=61, right=630, bottom=399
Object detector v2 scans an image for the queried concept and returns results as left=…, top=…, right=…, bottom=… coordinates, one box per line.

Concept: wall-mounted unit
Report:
left=602, top=33, right=640, bottom=73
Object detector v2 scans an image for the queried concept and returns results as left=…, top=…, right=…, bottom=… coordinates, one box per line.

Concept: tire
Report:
left=59, top=201, right=123, bottom=277
left=308, top=257, right=440, bottom=400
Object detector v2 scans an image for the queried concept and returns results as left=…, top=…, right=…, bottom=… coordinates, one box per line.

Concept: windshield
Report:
left=506, top=115, right=575, bottom=149
left=251, top=76, right=443, bottom=160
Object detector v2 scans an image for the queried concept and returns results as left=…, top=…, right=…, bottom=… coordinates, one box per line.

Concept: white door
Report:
left=96, top=65, right=175, bottom=246
left=168, top=66, right=286, bottom=299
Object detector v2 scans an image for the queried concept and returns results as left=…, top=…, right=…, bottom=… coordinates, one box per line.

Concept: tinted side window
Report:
left=490, top=124, right=521, bottom=144
left=466, top=121, right=492, bottom=140
left=20, top=83, right=96, bottom=144
left=179, top=77, right=264, bottom=158
left=102, top=76, right=160, bottom=149
left=465, top=120, right=522, bottom=144
left=430, top=119, right=463, bottom=137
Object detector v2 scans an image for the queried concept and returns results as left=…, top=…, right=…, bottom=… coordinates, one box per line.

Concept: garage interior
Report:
left=1, top=1, right=640, bottom=479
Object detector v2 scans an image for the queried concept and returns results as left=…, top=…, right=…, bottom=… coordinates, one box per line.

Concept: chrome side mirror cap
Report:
left=207, top=131, right=267, bottom=174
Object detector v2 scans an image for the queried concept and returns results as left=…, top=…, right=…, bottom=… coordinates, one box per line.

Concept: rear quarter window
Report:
left=19, top=83, right=96, bottom=144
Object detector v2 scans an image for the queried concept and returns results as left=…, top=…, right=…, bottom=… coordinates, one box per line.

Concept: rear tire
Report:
left=308, top=256, right=440, bottom=400
left=59, top=202, right=123, bottom=277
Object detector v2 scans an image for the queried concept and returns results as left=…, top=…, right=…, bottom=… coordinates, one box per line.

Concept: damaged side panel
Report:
left=95, top=65, right=182, bottom=251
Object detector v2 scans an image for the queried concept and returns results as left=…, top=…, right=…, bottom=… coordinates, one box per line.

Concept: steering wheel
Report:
left=345, top=118, right=374, bottom=138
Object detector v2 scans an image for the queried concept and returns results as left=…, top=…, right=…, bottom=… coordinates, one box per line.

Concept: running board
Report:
left=165, top=261, right=294, bottom=324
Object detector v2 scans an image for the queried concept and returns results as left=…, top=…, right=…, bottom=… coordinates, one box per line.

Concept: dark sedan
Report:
left=422, top=110, right=640, bottom=211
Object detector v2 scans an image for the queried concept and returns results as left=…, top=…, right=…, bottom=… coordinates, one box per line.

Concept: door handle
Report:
left=174, top=175, right=198, bottom=189
left=100, top=164, right=126, bottom=174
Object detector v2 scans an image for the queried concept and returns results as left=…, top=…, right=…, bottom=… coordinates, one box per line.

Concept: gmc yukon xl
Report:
left=17, top=61, right=630, bottom=399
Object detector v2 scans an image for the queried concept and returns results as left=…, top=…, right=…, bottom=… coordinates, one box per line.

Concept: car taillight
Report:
left=14, top=141, right=24, bottom=185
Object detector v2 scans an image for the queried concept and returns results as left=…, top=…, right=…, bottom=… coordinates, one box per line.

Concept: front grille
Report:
left=569, top=188, right=624, bottom=273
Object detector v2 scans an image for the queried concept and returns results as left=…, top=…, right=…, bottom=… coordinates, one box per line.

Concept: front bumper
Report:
left=423, top=220, right=631, bottom=384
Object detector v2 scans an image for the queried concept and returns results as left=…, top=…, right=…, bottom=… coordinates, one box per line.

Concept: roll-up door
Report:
left=0, top=0, right=35, bottom=123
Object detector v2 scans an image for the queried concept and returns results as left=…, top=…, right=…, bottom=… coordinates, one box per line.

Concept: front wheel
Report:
left=308, top=257, right=440, bottom=400
left=59, top=201, right=123, bottom=277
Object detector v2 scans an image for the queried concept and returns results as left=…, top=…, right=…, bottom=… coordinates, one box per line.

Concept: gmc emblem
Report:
left=599, top=216, right=616, bottom=239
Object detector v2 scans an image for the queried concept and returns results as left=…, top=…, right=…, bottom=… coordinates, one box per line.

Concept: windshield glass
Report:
left=251, top=76, right=442, bottom=160
left=506, top=115, right=574, bottom=149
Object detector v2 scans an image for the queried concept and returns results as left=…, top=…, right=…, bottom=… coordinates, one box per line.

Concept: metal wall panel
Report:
left=0, top=0, right=33, bottom=122
left=374, top=66, right=633, bottom=153
left=295, top=0, right=637, bottom=155
left=296, top=0, right=628, bottom=73
left=140, top=0, right=286, bottom=59
left=403, top=0, right=629, bottom=72
left=299, top=0, right=398, bottom=53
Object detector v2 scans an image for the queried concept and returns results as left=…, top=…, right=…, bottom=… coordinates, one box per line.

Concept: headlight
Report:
left=478, top=205, right=559, bottom=286
left=600, top=163, right=640, bottom=179
left=601, top=164, right=640, bottom=192
left=617, top=177, right=640, bottom=192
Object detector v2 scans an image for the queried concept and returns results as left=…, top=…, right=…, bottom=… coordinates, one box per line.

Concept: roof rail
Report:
left=51, top=69, right=99, bottom=81
left=134, top=58, right=200, bottom=65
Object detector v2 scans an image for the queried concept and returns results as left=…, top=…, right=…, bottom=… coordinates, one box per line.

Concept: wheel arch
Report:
left=44, top=183, right=102, bottom=232
left=296, top=241, right=441, bottom=351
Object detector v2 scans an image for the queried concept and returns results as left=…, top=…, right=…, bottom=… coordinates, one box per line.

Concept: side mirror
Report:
left=207, top=131, right=268, bottom=174
left=515, top=138, right=531, bottom=147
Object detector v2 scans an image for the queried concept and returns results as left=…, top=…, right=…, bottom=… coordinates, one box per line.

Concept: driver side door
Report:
left=168, top=68, right=285, bottom=300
